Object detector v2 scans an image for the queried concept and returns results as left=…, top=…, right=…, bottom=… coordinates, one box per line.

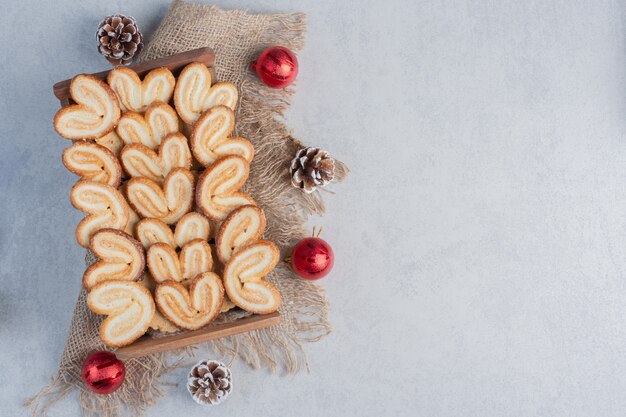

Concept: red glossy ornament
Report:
left=251, top=46, right=298, bottom=88
left=291, top=236, right=334, bottom=280
left=81, top=351, right=125, bottom=394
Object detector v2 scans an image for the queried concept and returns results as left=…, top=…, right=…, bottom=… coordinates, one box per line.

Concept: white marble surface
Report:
left=2, top=0, right=626, bottom=415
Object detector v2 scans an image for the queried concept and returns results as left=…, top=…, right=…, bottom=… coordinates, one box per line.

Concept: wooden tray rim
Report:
left=53, top=47, right=216, bottom=105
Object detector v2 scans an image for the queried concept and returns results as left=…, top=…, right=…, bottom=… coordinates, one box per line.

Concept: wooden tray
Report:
left=53, top=47, right=281, bottom=359
left=54, top=48, right=216, bottom=105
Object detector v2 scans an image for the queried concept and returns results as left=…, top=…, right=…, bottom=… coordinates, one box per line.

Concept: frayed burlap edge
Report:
left=27, top=1, right=348, bottom=416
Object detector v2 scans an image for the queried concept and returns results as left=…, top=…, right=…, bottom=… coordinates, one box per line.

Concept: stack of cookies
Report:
left=54, top=63, right=281, bottom=348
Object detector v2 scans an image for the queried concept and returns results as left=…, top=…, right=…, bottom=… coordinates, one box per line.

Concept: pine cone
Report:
left=187, top=360, right=233, bottom=406
left=96, top=14, right=143, bottom=66
left=290, top=147, right=335, bottom=193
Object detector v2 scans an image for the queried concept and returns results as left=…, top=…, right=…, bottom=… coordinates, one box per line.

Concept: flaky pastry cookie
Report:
left=120, top=132, right=191, bottom=182
left=95, top=131, right=125, bottom=156
left=148, top=309, right=180, bottom=333
left=174, top=62, right=238, bottom=125
left=135, top=212, right=211, bottom=249
left=139, top=272, right=181, bottom=334
left=87, top=280, right=155, bottom=347
left=126, top=168, right=194, bottom=224
left=107, top=66, right=175, bottom=113
left=147, top=240, right=213, bottom=284
left=216, top=205, right=266, bottom=263
left=155, top=272, right=224, bottom=330
left=116, top=102, right=180, bottom=149
left=62, top=142, right=122, bottom=187
left=83, top=229, right=145, bottom=290
left=222, top=241, right=281, bottom=314
left=123, top=206, right=141, bottom=237
left=54, top=75, right=121, bottom=140
left=195, top=155, right=256, bottom=221
left=190, top=106, right=254, bottom=166
left=70, top=180, right=130, bottom=247
left=174, top=212, right=211, bottom=248
left=220, top=297, right=236, bottom=313
left=136, top=218, right=175, bottom=248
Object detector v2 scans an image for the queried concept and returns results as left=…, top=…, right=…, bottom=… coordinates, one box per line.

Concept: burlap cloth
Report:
left=27, top=1, right=347, bottom=416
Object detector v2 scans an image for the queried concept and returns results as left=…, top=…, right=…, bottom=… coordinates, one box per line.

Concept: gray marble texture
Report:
left=2, top=0, right=626, bottom=416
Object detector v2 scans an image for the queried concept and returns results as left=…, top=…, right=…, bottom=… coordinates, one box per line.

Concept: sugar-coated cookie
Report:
left=70, top=180, right=130, bottom=247
left=189, top=106, right=254, bottom=166
left=83, top=229, right=145, bottom=290
left=195, top=156, right=255, bottom=221
left=174, top=62, right=238, bottom=125
left=147, top=239, right=213, bottom=284
left=95, top=131, right=125, bottom=156
left=136, top=218, right=176, bottom=249
left=139, top=272, right=181, bottom=333
left=116, top=102, right=180, bottom=150
left=220, top=295, right=236, bottom=313
left=54, top=75, right=121, bottom=140
left=222, top=241, right=280, bottom=314
left=135, top=212, right=211, bottom=250
left=62, top=142, right=122, bottom=187
left=155, top=272, right=224, bottom=330
left=120, top=132, right=191, bottom=182
left=174, top=212, right=211, bottom=248
left=126, top=168, right=194, bottom=224
left=216, top=205, right=265, bottom=263
left=107, top=67, right=175, bottom=113
left=87, top=280, right=155, bottom=347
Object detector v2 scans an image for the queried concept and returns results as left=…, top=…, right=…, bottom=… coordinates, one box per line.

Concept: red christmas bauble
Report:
left=81, top=351, right=125, bottom=394
left=251, top=46, right=298, bottom=88
left=291, top=237, right=334, bottom=279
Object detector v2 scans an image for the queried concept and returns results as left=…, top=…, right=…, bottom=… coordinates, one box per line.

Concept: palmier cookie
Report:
left=135, top=212, right=210, bottom=249
left=124, top=206, right=141, bottom=237
left=54, top=75, right=121, bottom=140
left=216, top=205, right=266, bottom=263
left=190, top=106, right=254, bottom=166
left=116, top=102, right=180, bottom=149
left=196, top=155, right=256, bottom=221
left=87, top=280, right=155, bottom=347
left=83, top=229, right=145, bottom=290
left=147, top=239, right=213, bottom=284
left=95, top=131, right=125, bottom=156
left=221, top=297, right=236, bottom=313
left=126, top=168, right=194, bottom=224
left=139, top=272, right=180, bottom=333
left=120, top=132, right=191, bottom=182
left=62, top=142, right=122, bottom=187
left=174, top=212, right=211, bottom=248
left=174, top=62, right=238, bottom=125
left=70, top=180, right=130, bottom=247
left=107, top=67, right=175, bottom=113
left=223, top=241, right=280, bottom=314
left=155, top=272, right=224, bottom=330
left=149, top=310, right=180, bottom=333
left=136, top=218, right=175, bottom=248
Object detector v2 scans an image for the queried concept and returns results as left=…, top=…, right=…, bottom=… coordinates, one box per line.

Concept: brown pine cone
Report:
left=290, top=147, right=335, bottom=193
left=96, top=14, right=143, bottom=66
left=187, top=360, right=233, bottom=406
